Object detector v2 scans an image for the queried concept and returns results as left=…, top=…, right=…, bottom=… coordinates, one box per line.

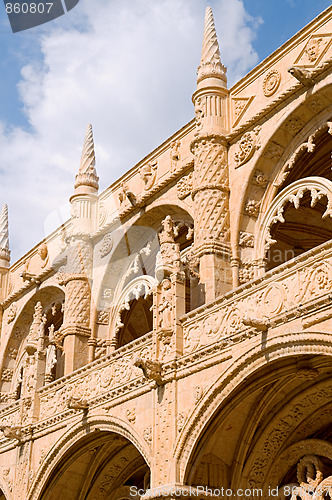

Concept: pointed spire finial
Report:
left=0, top=204, right=10, bottom=264
left=197, top=7, right=227, bottom=86
left=74, top=124, right=99, bottom=193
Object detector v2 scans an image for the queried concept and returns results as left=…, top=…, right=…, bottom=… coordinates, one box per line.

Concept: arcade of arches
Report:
left=0, top=5, right=331, bottom=500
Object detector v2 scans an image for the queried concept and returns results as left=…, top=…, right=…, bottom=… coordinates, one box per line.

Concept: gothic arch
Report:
left=255, top=176, right=332, bottom=267
left=29, top=415, right=151, bottom=500
left=109, top=275, right=158, bottom=345
left=235, top=82, right=332, bottom=281
left=174, top=330, right=332, bottom=484
left=97, top=203, right=193, bottom=307
left=96, top=204, right=194, bottom=350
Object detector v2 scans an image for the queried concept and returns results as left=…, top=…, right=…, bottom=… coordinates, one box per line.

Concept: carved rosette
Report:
left=190, top=135, right=230, bottom=254
left=234, top=126, right=261, bottom=167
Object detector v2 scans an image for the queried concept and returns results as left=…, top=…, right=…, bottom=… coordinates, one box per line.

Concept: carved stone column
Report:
left=191, top=7, right=231, bottom=303
left=58, top=236, right=92, bottom=375
left=191, top=135, right=231, bottom=302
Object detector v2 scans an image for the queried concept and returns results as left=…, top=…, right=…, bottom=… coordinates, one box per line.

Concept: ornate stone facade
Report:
left=0, top=6, right=332, bottom=500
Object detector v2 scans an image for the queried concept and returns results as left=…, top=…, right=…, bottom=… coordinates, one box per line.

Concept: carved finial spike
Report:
left=0, top=204, right=10, bottom=263
left=74, top=124, right=99, bottom=192
left=197, top=7, right=227, bottom=85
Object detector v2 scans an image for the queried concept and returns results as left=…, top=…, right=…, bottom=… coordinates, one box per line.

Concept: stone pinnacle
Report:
left=74, top=124, right=99, bottom=192
left=197, top=7, right=227, bottom=85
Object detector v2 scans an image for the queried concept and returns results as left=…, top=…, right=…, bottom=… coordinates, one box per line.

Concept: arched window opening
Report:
left=117, top=295, right=153, bottom=349
left=266, top=192, right=332, bottom=271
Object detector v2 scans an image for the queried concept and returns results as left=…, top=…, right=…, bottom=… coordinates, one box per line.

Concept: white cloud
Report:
left=0, top=0, right=261, bottom=261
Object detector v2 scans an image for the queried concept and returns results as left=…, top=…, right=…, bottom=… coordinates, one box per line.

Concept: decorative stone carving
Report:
left=242, top=316, right=269, bottom=331
left=0, top=426, right=21, bottom=441
left=252, top=170, right=268, bottom=188
left=288, top=66, right=315, bottom=86
left=118, top=181, right=137, bottom=206
left=143, top=426, right=152, bottom=446
left=244, top=200, right=260, bottom=218
left=20, top=258, right=40, bottom=284
left=177, top=171, right=193, bottom=200
left=283, top=116, right=305, bottom=136
left=234, top=126, right=261, bottom=166
left=191, top=135, right=230, bottom=251
left=295, top=34, right=332, bottom=66
left=194, top=385, right=203, bottom=403
left=125, top=241, right=152, bottom=279
left=100, top=233, right=113, bottom=258
left=157, top=329, right=173, bottom=360
left=239, top=260, right=255, bottom=284
left=196, top=7, right=227, bottom=85
left=45, top=345, right=57, bottom=384
left=177, top=412, right=187, bottom=433
left=306, top=96, right=327, bottom=114
left=263, top=69, right=281, bottom=96
left=62, top=277, right=91, bottom=328
left=38, top=243, right=49, bottom=269
left=158, top=279, right=173, bottom=330
left=26, top=301, right=46, bottom=355
left=94, top=338, right=108, bottom=359
left=6, top=302, right=17, bottom=323
left=67, top=396, right=89, bottom=410
left=96, top=310, right=110, bottom=325
left=239, top=232, right=254, bottom=248
left=170, top=140, right=181, bottom=171
left=74, top=124, right=99, bottom=191
left=102, top=288, right=113, bottom=300
left=140, top=160, right=157, bottom=190
left=232, top=96, right=254, bottom=126
left=126, top=408, right=136, bottom=424
left=1, top=368, right=13, bottom=382
left=280, top=454, right=332, bottom=498
left=194, top=97, right=206, bottom=132
left=8, top=348, right=18, bottom=359
left=98, top=202, right=108, bottom=227
left=274, top=135, right=315, bottom=188
left=134, top=357, right=163, bottom=386
left=263, top=141, right=284, bottom=161
left=155, top=216, right=181, bottom=279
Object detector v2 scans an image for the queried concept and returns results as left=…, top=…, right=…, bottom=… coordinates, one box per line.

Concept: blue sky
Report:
left=0, top=0, right=331, bottom=262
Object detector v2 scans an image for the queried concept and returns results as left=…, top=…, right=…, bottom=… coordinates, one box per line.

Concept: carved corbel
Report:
left=66, top=396, right=89, bottom=411
left=20, top=270, right=41, bottom=285
left=242, top=316, right=270, bottom=332
left=288, top=66, right=315, bottom=86
left=134, top=357, right=164, bottom=386
left=0, top=426, right=22, bottom=442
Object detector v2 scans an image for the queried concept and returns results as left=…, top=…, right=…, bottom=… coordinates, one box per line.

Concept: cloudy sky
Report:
left=0, top=0, right=331, bottom=262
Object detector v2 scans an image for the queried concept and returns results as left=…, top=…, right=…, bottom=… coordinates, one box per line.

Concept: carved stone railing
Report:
left=38, top=332, right=153, bottom=421
left=181, top=239, right=332, bottom=355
